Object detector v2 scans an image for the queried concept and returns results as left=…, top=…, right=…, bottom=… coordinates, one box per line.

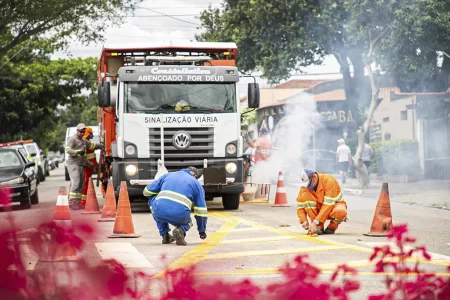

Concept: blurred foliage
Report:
left=369, top=140, right=420, bottom=176
left=240, top=108, right=257, bottom=129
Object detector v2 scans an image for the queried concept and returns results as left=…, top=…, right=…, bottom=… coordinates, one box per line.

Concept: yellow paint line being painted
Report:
left=219, top=235, right=296, bottom=245
left=153, top=217, right=239, bottom=278
left=201, top=245, right=349, bottom=260
left=215, top=212, right=344, bottom=246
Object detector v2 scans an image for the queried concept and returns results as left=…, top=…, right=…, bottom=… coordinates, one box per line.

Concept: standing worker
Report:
left=80, top=127, right=99, bottom=206
left=246, top=128, right=273, bottom=162
left=296, top=169, right=348, bottom=235
left=65, top=123, right=103, bottom=210
left=361, top=143, right=374, bottom=174
left=143, top=166, right=208, bottom=246
left=336, top=138, right=352, bottom=183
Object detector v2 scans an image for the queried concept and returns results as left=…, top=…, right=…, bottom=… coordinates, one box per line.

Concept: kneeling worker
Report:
left=143, top=166, right=208, bottom=246
left=296, top=169, right=348, bottom=235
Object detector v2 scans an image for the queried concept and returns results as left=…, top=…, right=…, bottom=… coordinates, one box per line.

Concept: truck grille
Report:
left=148, top=127, right=214, bottom=175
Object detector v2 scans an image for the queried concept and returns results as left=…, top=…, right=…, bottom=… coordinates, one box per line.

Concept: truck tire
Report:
left=222, top=193, right=240, bottom=210
left=65, top=167, right=70, bottom=181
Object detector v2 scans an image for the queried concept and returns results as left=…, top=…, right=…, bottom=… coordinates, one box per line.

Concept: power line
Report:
left=136, top=6, right=201, bottom=26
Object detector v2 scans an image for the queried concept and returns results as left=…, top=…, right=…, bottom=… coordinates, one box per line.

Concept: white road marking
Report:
left=359, top=242, right=450, bottom=261
left=95, top=242, right=153, bottom=268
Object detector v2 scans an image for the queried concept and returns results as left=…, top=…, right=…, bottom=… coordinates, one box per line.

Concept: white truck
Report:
left=97, top=42, right=260, bottom=210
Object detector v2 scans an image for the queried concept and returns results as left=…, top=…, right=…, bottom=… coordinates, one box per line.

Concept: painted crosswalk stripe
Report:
left=95, top=242, right=152, bottom=268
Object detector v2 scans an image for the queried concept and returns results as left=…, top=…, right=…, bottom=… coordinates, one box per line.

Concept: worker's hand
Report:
left=97, top=143, right=104, bottom=149
left=308, top=222, right=318, bottom=234
left=87, top=161, right=94, bottom=169
left=301, top=221, right=309, bottom=230
left=199, top=232, right=207, bottom=240
left=78, top=150, right=85, bottom=156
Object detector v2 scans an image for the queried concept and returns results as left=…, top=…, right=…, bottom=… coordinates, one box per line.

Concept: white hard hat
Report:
left=300, top=169, right=310, bottom=184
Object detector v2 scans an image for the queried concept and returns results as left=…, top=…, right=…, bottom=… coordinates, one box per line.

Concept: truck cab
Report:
left=97, top=42, right=260, bottom=210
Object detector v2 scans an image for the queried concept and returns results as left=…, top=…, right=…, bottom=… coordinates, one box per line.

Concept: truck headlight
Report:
left=125, top=145, right=136, bottom=156
left=226, top=143, right=237, bottom=155
left=125, top=164, right=138, bottom=176
left=225, top=162, right=237, bottom=174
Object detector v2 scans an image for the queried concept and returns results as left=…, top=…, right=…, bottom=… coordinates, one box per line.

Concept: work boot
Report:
left=69, top=201, right=84, bottom=210
left=324, top=228, right=335, bottom=234
left=172, top=227, right=187, bottom=246
left=162, top=233, right=175, bottom=244
left=316, top=227, right=325, bottom=235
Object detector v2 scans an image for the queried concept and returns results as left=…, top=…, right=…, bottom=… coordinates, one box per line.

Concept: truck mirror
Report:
left=98, top=84, right=104, bottom=107
left=102, top=81, right=111, bottom=107
left=248, top=83, right=260, bottom=109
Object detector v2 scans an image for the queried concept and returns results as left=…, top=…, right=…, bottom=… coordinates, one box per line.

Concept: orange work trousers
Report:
left=306, top=202, right=347, bottom=231
left=81, top=167, right=93, bottom=205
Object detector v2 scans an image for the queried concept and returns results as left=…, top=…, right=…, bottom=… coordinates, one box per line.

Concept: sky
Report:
left=54, top=0, right=342, bottom=89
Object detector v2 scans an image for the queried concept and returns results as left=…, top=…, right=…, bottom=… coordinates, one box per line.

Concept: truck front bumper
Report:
left=113, top=158, right=245, bottom=198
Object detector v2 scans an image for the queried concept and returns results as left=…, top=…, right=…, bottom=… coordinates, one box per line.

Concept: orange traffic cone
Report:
left=108, top=181, right=140, bottom=238
left=41, top=186, right=78, bottom=262
left=54, top=186, right=71, bottom=220
left=82, top=178, right=101, bottom=214
left=272, top=171, right=291, bottom=207
left=364, top=183, right=393, bottom=237
left=98, top=179, right=116, bottom=222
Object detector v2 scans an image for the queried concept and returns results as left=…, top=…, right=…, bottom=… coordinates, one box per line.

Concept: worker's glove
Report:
left=199, top=232, right=207, bottom=240
left=77, top=150, right=85, bottom=156
left=96, top=143, right=104, bottom=150
left=86, top=161, right=94, bottom=169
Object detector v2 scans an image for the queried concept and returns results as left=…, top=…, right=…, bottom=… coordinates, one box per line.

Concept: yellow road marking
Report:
left=215, top=212, right=335, bottom=246
left=228, top=227, right=266, bottom=232
left=201, top=245, right=349, bottom=260
left=195, top=269, right=450, bottom=277
left=153, top=216, right=239, bottom=278
left=219, top=235, right=296, bottom=244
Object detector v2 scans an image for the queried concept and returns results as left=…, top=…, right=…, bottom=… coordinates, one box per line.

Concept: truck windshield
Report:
left=125, top=82, right=236, bottom=113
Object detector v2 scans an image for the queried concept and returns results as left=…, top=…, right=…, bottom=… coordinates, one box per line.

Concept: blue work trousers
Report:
left=150, top=199, right=192, bottom=236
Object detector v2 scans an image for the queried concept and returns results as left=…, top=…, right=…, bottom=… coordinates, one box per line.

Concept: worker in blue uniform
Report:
left=143, top=166, right=208, bottom=246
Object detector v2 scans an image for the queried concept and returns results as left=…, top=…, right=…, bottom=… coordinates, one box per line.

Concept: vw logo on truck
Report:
left=173, top=132, right=191, bottom=150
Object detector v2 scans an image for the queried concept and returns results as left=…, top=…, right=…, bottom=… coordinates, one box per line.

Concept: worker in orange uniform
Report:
left=246, top=128, right=273, bottom=162
left=81, top=127, right=98, bottom=206
left=296, top=169, right=348, bottom=235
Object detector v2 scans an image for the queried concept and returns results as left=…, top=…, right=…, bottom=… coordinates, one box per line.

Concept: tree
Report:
left=0, top=0, right=141, bottom=60
left=198, top=0, right=450, bottom=187
left=0, top=43, right=97, bottom=150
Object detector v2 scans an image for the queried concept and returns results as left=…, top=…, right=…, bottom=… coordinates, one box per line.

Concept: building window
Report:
left=383, top=117, right=390, bottom=123
left=401, top=110, right=408, bottom=120
left=384, top=133, right=391, bottom=141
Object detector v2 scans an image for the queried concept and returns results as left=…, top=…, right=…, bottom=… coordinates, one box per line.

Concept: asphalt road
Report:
left=1, top=167, right=449, bottom=299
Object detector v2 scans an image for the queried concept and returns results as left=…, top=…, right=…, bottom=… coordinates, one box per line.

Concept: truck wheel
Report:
left=222, top=193, right=240, bottom=210
left=65, top=167, right=70, bottom=181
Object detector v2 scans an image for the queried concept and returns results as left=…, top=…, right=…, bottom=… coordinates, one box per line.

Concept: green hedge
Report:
left=369, top=140, right=420, bottom=176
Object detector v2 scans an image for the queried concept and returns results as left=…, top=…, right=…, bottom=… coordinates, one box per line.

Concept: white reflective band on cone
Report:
left=56, top=195, right=69, bottom=206
left=277, top=187, right=287, bottom=193
left=278, top=175, right=284, bottom=181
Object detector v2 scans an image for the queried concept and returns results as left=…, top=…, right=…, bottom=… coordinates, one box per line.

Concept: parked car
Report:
left=0, top=148, right=39, bottom=208
left=24, top=142, right=50, bottom=180
left=1, top=141, right=41, bottom=184
left=47, top=151, right=59, bottom=169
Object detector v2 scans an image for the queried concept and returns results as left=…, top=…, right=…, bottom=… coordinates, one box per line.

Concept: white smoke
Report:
left=250, top=92, right=323, bottom=185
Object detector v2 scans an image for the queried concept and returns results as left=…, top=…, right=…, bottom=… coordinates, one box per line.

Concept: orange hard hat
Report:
left=83, top=127, right=93, bottom=139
